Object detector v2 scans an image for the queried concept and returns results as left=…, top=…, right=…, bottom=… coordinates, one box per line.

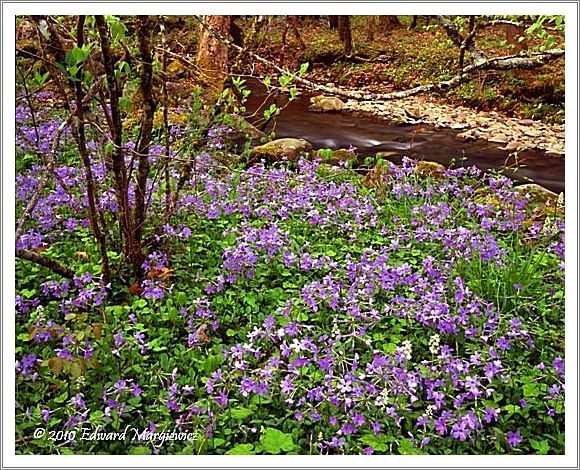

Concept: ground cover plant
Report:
left=15, top=111, right=565, bottom=455
left=14, top=14, right=564, bottom=456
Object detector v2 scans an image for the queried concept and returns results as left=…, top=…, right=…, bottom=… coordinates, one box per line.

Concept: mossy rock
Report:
left=513, top=184, right=560, bottom=208
left=249, top=138, right=313, bottom=165
left=309, top=95, right=345, bottom=113
left=414, top=161, right=446, bottom=178
left=167, top=60, right=186, bottom=76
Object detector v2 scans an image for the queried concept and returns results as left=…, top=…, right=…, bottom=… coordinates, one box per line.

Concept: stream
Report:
left=244, top=82, right=564, bottom=194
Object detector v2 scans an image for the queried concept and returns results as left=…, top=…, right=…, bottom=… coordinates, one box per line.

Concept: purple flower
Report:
left=507, top=430, right=522, bottom=449
left=65, top=414, right=80, bottom=427
left=451, top=421, right=469, bottom=441
left=363, top=446, right=374, bottom=455
left=83, top=339, right=94, bottom=360
left=483, top=407, right=499, bottom=424
left=71, top=393, right=86, bottom=408
left=495, top=336, right=511, bottom=351
left=114, top=379, right=128, bottom=394
left=56, top=348, right=74, bottom=361
left=167, top=398, right=179, bottom=411
left=547, top=384, right=561, bottom=399
left=41, top=408, right=51, bottom=422
left=416, top=415, right=430, bottom=426
left=552, top=356, right=564, bottom=375
left=352, top=414, right=365, bottom=427
left=132, top=384, right=143, bottom=397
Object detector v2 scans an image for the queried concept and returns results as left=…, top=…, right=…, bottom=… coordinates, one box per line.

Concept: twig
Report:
left=16, top=248, right=75, bottom=278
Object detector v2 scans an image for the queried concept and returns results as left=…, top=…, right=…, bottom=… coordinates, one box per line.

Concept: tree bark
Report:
left=132, top=16, right=155, bottom=272
left=338, top=16, right=352, bottom=55
left=381, top=15, right=403, bottom=32
left=16, top=249, right=75, bottom=279
left=329, top=16, right=339, bottom=30
left=72, top=15, right=110, bottom=284
left=435, top=15, right=487, bottom=66
left=95, top=16, right=135, bottom=265
left=196, top=15, right=230, bottom=103
left=366, top=16, right=376, bottom=41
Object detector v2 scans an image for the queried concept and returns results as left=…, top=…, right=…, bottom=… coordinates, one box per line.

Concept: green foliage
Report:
left=259, top=428, right=296, bottom=454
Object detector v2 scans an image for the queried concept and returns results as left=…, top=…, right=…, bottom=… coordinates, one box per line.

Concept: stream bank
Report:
left=244, top=80, right=565, bottom=193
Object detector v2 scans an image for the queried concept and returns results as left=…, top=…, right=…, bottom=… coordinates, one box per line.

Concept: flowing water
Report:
left=244, top=82, right=564, bottom=193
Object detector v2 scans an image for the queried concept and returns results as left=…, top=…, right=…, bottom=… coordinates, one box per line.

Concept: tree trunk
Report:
left=72, top=15, right=110, bottom=284
left=196, top=15, right=230, bottom=103
left=133, top=16, right=155, bottom=272
left=95, top=15, right=139, bottom=272
left=435, top=15, right=486, bottom=66
left=381, top=15, right=403, bottom=32
left=329, top=15, right=339, bottom=30
left=338, top=16, right=352, bottom=55
left=366, top=16, right=376, bottom=41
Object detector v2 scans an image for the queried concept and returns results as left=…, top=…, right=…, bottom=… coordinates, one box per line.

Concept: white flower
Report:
left=429, top=334, right=440, bottom=355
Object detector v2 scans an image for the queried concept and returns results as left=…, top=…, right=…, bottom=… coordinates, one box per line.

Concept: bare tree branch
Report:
left=434, top=15, right=487, bottom=65
left=16, top=249, right=75, bottom=278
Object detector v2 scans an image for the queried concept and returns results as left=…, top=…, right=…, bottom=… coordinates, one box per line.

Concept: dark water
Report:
left=244, top=82, right=564, bottom=193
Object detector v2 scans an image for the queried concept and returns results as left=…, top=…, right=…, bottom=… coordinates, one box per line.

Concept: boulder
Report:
left=249, top=138, right=313, bottom=164
left=513, top=184, right=560, bottom=207
left=414, top=160, right=446, bottom=178
left=309, top=95, right=345, bottom=113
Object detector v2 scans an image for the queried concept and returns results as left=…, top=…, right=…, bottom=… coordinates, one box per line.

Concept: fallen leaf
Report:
left=129, top=280, right=143, bottom=296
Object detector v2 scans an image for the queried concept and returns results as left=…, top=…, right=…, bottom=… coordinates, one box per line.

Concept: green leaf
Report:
left=70, top=358, right=85, bottom=378
left=148, top=338, right=167, bottom=352
left=260, top=427, right=296, bottom=454
left=17, top=332, right=30, bottom=342
left=53, top=391, right=68, bottom=404
left=279, top=74, right=292, bottom=87
left=263, top=76, right=271, bottom=89
left=226, top=443, right=255, bottom=455
left=230, top=406, right=253, bottom=420
left=382, top=343, right=397, bottom=354
left=530, top=439, right=550, bottom=454
left=523, top=382, right=539, bottom=397
left=360, top=433, right=388, bottom=452
left=107, top=16, right=127, bottom=41
left=503, top=404, right=520, bottom=415
left=212, top=438, right=225, bottom=448
left=202, top=353, right=223, bottom=374
left=398, top=437, right=420, bottom=455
